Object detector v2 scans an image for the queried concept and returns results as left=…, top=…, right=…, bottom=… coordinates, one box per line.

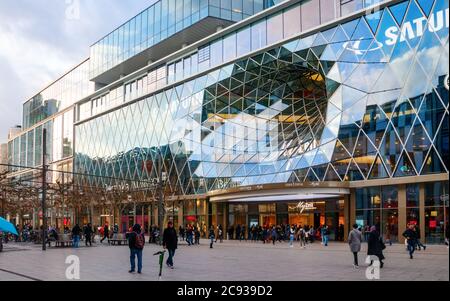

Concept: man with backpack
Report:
left=126, top=224, right=145, bottom=274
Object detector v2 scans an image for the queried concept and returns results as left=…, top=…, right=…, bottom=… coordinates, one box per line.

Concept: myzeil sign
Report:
left=385, top=8, right=449, bottom=46
left=345, top=8, right=449, bottom=53
left=293, top=201, right=317, bottom=214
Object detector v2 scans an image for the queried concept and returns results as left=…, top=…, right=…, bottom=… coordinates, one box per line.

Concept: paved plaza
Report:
left=0, top=238, right=448, bottom=281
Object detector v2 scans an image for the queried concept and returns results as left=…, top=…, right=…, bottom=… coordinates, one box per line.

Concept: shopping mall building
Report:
left=5, top=0, right=449, bottom=243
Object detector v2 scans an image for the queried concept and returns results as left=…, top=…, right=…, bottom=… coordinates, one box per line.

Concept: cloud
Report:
left=0, top=0, right=153, bottom=143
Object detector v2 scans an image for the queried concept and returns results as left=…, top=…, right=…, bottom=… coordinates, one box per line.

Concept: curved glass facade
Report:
left=75, top=0, right=449, bottom=194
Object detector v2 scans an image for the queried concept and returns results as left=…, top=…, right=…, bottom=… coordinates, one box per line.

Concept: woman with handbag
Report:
left=367, top=226, right=385, bottom=268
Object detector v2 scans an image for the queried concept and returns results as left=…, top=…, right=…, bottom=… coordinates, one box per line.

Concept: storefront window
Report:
left=424, top=181, right=449, bottom=244
left=425, top=181, right=448, bottom=207
left=406, top=208, right=420, bottom=226
left=425, top=207, right=445, bottom=244
left=382, top=209, right=398, bottom=242
left=382, top=186, right=398, bottom=208
left=406, top=184, right=420, bottom=207
left=356, top=187, right=381, bottom=209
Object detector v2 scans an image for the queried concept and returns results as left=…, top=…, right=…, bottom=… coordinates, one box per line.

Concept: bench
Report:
left=109, top=233, right=128, bottom=246
left=55, top=234, right=73, bottom=248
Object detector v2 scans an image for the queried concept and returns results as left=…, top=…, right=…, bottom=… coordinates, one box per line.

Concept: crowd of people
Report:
left=224, top=223, right=346, bottom=246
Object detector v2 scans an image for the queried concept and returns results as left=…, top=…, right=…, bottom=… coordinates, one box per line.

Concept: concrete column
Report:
left=419, top=183, right=426, bottom=243
left=350, top=189, right=356, bottom=226
left=178, top=200, right=183, bottom=228
left=344, top=195, right=350, bottom=241
left=223, top=203, right=228, bottom=239
left=153, top=202, right=159, bottom=227
left=398, top=185, right=407, bottom=237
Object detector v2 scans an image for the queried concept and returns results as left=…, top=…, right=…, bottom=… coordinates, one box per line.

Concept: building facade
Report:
left=6, top=0, right=449, bottom=243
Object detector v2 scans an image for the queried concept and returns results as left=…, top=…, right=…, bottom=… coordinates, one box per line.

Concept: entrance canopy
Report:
left=210, top=187, right=350, bottom=203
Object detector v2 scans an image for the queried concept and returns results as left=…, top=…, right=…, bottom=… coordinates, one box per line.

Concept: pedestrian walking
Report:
left=216, top=225, right=223, bottom=243
left=289, top=227, right=295, bottom=247
left=209, top=226, right=215, bottom=249
left=298, top=227, right=307, bottom=248
left=271, top=227, right=277, bottom=245
left=163, top=221, right=178, bottom=269
left=126, top=224, right=145, bottom=274
left=403, top=223, right=418, bottom=259
left=84, top=223, right=94, bottom=247
left=414, top=224, right=426, bottom=251
left=72, top=224, right=81, bottom=248
left=321, top=225, right=329, bottom=246
left=100, top=224, right=109, bottom=243
left=367, top=225, right=385, bottom=268
left=194, top=227, right=200, bottom=245
left=348, top=224, right=362, bottom=268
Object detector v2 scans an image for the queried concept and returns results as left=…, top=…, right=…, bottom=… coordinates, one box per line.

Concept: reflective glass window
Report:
left=283, top=4, right=301, bottom=39
left=223, top=33, right=237, bottom=62
left=236, top=27, right=251, bottom=56
left=210, top=39, right=223, bottom=67
left=267, top=12, right=283, bottom=45
left=251, top=19, right=267, bottom=51
left=301, top=0, right=320, bottom=31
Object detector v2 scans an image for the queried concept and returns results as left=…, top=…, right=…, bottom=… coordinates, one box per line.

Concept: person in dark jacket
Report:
left=367, top=226, right=385, bottom=268
left=72, top=224, right=81, bottom=248
left=84, top=223, right=94, bottom=247
left=163, top=221, right=178, bottom=269
left=209, top=226, right=215, bottom=249
left=403, top=223, right=418, bottom=259
left=100, top=224, right=109, bottom=243
left=126, top=224, right=145, bottom=274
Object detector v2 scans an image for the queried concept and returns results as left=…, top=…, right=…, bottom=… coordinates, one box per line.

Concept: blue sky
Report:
left=0, top=0, right=156, bottom=143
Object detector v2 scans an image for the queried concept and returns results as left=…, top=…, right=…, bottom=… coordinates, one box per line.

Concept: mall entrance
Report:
left=226, top=199, right=346, bottom=241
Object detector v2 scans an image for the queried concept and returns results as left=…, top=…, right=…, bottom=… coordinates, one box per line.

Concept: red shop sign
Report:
left=186, top=216, right=197, bottom=222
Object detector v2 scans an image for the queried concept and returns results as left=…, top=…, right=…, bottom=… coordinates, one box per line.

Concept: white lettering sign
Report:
left=293, top=201, right=317, bottom=214
left=385, top=8, right=449, bottom=46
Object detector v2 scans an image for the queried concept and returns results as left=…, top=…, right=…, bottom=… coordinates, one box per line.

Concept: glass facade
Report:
left=22, top=60, right=94, bottom=130
left=6, top=0, right=449, bottom=243
left=79, top=0, right=371, bottom=122
left=356, top=186, right=399, bottom=242
left=89, top=0, right=287, bottom=79
left=76, top=0, right=449, bottom=193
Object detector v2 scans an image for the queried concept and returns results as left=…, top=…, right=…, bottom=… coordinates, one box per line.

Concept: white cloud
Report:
left=0, top=0, right=153, bottom=143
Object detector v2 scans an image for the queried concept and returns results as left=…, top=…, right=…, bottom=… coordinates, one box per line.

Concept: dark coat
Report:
left=163, top=227, right=178, bottom=250
left=367, top=231, right=385, bottom=260
left=72, top=225, right=82, bottom=236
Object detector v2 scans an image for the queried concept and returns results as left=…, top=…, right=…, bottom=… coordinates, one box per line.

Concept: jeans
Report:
left=73, top=235, right=80, bottom=248
left=210, top=237, right=214, bottom=248
left=167, top=249, right=176, bottom=266
left=323, top=235, right=329, bottom=246
left=407, top=240, right=416, bottom=257
left=130, top=248, right=143, bottom=272
left=289, top=234, right=294, bottom=246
